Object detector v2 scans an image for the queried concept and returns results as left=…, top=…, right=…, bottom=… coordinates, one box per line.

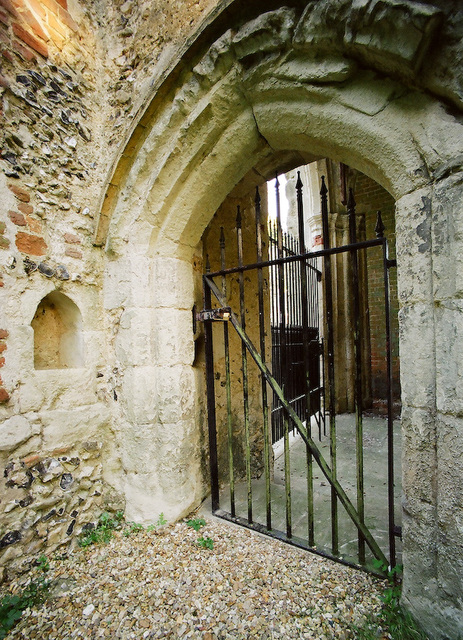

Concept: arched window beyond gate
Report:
left=32, top=291, right=84, bottom=370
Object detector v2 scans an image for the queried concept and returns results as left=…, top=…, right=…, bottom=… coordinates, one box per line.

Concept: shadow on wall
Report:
left=31, top=291, right=84, bottom=369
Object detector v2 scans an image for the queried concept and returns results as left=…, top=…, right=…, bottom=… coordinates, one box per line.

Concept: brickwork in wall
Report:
left=354, top=172, right=400, bottom=413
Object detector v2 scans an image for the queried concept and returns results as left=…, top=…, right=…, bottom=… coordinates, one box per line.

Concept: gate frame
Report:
left=201, top=176, right=398, bottom=574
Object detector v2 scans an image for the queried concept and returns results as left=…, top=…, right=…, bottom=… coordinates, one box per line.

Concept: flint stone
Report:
left=0, top=531, right=21, bottom=548
left=60, top=473, right=74, bottom=490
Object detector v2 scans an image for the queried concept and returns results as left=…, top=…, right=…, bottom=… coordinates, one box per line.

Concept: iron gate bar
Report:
left=275, top=176, right=292, bottom=539
left=296, top=171, right=315, bottom=547
left=320, top=175, right=339, bottom=557
left=236, top=206, right=253, bottom=524
left=203, top=263, right=220, bottom=513
left=204, top=274, right=389, bottom=569
left=205, top=238, right=383, bottom=278
left=255, top=187, right=272, bottom=531
left=220, top=227, right=235, bottom=518
left=348, top=188, right=366, bottom=565
left=376, top=210, right=397, bottom=569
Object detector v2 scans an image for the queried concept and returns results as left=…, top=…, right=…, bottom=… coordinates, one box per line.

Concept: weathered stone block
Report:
left=398, top=302, right=435, bottom=409
left=232, top=9, right=295, bottom=60
left=155, top=365, right=195, bottom=424
left=432, top=172, right=463, bottom=302
left=152, top=308, right=194, bottom=366
left=119, top=366, right=158, bottom=425
left=395, top=187, right=433, bottom=305
left=0, top=414, right=39, bottom=451
left=115, top=307, right=153, bottom=367
left=152, top=257, right=194, bottom=309
left=40, top=404, right=111, bottom=449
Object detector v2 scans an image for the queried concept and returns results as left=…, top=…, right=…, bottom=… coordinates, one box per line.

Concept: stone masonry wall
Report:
left=1, top=3, right=463, bottom=638
left=0, top=0, right=221, bottom=573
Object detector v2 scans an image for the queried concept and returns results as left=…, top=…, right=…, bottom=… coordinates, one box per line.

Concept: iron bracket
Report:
left=386, top=259, right=397, bottom=269
left=196, top=307, right=231, bottom=322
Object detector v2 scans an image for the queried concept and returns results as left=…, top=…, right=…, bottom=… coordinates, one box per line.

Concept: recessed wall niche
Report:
left=32, top=291, right=84, bottom=369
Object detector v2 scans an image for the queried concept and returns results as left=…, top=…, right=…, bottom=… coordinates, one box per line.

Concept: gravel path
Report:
left=3, top=516, right=387, bottom=639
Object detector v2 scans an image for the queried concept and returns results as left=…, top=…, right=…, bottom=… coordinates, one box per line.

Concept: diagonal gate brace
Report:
left=204, top=275, right=389, bottom=568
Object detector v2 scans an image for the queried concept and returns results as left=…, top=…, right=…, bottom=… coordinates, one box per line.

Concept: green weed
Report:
left=186, top=517, right=206, bottom=532
left=0, top=562, right=50, bottom=639
left=78, top=511, right=124, bottom=548
left=197, top=536, right=214, bottom=550
left=123, top=521, right=144, bottom=537
left=36, top=555, right=49, bottom=572
left=354, top=563, right=428, bottom=640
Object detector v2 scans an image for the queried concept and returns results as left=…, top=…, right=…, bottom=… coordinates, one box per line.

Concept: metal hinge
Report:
left=386, top=259, right=397, bottom=269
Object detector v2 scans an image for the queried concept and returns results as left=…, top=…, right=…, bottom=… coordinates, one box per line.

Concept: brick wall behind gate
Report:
left=354, top=173, right=400, bottom=414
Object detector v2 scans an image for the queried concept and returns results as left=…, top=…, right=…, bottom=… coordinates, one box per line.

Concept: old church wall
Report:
left=1, top=2, right=463, bottom=638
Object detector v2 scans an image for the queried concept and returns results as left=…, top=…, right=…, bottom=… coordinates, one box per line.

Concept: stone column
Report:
left=397, top=176, right=463, bottom=639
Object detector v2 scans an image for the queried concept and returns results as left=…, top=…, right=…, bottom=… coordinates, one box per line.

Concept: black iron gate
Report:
left=200, top=173, right=399, bottom=573
left=268, top=222, right=324, bottom=444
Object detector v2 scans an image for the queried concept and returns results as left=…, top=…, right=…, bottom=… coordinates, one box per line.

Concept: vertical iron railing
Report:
left=348, top=189, right=366, bottom=564
left=255, top=187, right=272, bottom=531
left=321, top=175, right=339, bottom=556
left=236, top=206, right=253, bottom=524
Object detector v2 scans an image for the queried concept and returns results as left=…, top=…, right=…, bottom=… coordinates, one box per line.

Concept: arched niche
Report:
left=31, top=291, right=84, bottom=370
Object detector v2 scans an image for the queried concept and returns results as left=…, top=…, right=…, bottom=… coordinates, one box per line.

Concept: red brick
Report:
left=39, top=0, right=60, bottom=13
left=58, top=6, right=77, bottom=32
left=65, top=246, right=82, bottom=259
left=0, top=342, right=6, bottom=353
left=0, top=387, right=9, bottom=403
left=25, top=0, right=46, bottom=20
left=22, top=453, right=40, bottom=467
left=12, top=22, right=48, bottom=57
left=47, top=9, right=64, bottom=35
left=0, top=329, right=8, bottom=339
left=64, top=232, right=80, bottom=244
left=0, top=9, right=9, bottom=25
left=0, top=357, right=5, bottom=368
left=15, top=231, right=47, bottom=255
left=8, top=210, right=26, bottom=226
left=18, top=202, right=33, bottom=215
left=26, top=215, right=41, bottom=233
left=47, top=24, right=65, bottom=48
left=8, top=183, right=30, bottom=202
left=55, top=0, right=67, bottom=9
left=21, top=8, right=49, bottom=41
left=13, top=39, right=38, bottom=61
left=0, top=74, right=9, bottom=88
left=2, top=49, right=15, bottom=63
left=0, top=0, right=16, bottom=16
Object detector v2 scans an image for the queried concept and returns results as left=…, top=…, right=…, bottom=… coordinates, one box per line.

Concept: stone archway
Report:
left=98, top=3, right=463, bottom=638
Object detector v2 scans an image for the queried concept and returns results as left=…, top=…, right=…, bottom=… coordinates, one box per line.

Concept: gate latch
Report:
left=196, top=307, right=231, bottom=322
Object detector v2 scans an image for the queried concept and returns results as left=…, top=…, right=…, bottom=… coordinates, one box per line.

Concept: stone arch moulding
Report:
left=96, top=3, right=463, bottom=640
left=31, top=290, right=84, bottom=370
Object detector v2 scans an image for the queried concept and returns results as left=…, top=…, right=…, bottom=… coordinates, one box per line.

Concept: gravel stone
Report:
left=2, top=517, right=387, bottom=639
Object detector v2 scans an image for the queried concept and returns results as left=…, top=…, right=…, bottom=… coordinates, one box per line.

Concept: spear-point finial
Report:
left=320, top=175, right=328, bottom=196
left=255, top=185, right=261, bottom=207
left=206, top=254, right=211, bottom=273
left=296, top=170, right=303, bottom=192
left=375, top=210, right=385, bottom=238
left=219, top=226, right=225, bottom=249
left=275, top=172, right=279, bottom=189
left=236, top=205, right=242, bottom=229
left=347, top=187, right=356, bottom=211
